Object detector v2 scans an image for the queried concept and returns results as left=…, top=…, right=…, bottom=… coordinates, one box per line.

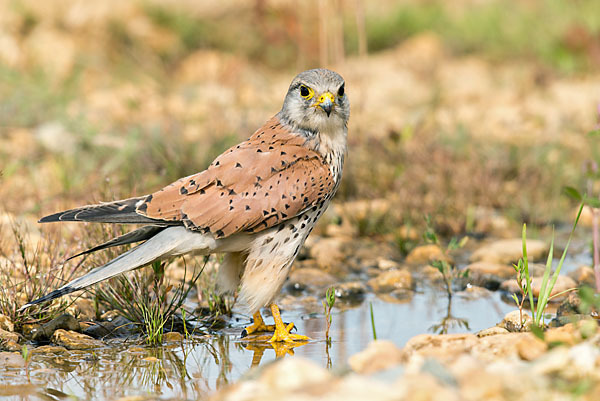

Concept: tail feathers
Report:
left=65, top=225, right=166, bottom=261
left=39, top=196, right=167, bottom=225
left=19, top=227, right=185, bottom=311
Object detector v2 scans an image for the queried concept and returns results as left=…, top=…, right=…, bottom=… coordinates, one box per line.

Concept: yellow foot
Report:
left=268, top=304, right=310, bottom=343
left=241, top=311, right=275, bottom=337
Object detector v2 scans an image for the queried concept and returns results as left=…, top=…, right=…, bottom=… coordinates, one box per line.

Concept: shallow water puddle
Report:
left=0, top=289, right=515, bottom=400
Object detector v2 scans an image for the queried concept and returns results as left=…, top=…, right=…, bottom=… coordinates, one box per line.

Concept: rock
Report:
left=377, top=258, right=402, bottom=270
left=348, top=340, right=404, bottom=374
left=0, top=351, right=25, bottom=368
left=422, top=265, right=444, bottom=282
left=457, top=285, right=492, bottom=299
left=259, top=357, right=331, bottom=390
left=51, top=329, right=103, bottom=350
left=163, top=332, right=183, bottom=342
left=32, top=314, right=80, bottom=341
left=500, top=275, right=577, bottom=302
left=0, top=314, right=14, bottom=332
left=0, top=328, right=19, bottom=343
left=470, top=238, right=548, bottom=264
left=476, top=326, right=509, bottom=337
left=517, top=335, right=547, bottom=361
left=308, top=237, right=347, bottom=269
left=286, top=268, right=337, bottom=293
left=30, top=345, right=68, bottom=355
left=466, top=262, right=515, bottom=290
left=67, top=298, right=96, bottom=321
left=568, top=265, right=597, bottom=287
left=556, top=291, right=582, bottom=317
left=406, top=244, right=448, bottom=264
left=1, top=340, right=20, bottom=352
left=334, top=281, right=367, bottom=300
left=367, top=269, right=413, bottom=293
left=501, top=310, right=532, bottom=332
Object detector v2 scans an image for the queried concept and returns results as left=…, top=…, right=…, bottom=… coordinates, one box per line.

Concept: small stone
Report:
left=466, top=262, right=515, bottom=290
left=51, top=329, right=103, bottom=350
left=501, top=310, right=532, bottom=332
left=30, top=345, right=68, bottom=355
left=0, top=351, right=25, bottom=368
left=517, top=335, right=547, bottom=361
left=557, top=291, right=582, bottom=318
left=568, top=265, right=596, bottom=287
left=163, top=332, right=184, bottom=342
left=0, top=314, right=14, bottom=332
left=1, top=340, right=21, bottom=351
left=377, top=258, right=402, bottom=270
left=67, top=298, right=96, bottom=321
left=470, top=238, right=548, bottom=264
left=544, top=324, right=579, bottom=346
left=334, top=281, right=367, bottom=300
left=406, top=245, right=448, bottom=264
left=476, top=326, right=509, bottom=337
left=308, top=237, right=347, bottom=269
left=259, top=357, right=331, bottom=390
left=0, top=327, right=19, bottom=343
left=286, top=268, right=337, bottom=293
left=422, top=265, right=444, bottom=281
left=349, top=340, right=403, bottom=374
left=32, top=314, right=80, bottom=341
left=368, top=270, right=413, bottom=293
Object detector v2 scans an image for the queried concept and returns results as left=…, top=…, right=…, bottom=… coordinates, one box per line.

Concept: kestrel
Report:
left=21, top=68, right=349, bottom=343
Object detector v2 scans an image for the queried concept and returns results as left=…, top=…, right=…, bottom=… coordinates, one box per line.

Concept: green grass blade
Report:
left=535, top=203, right=583, bottom=326
left=535, top=234, right=555, bottom=326
left=522, top=224, right=536, bottom=322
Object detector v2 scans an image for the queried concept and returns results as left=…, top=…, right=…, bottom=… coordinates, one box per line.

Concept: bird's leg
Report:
left=241, top=310, right=276, bottom=337
left=268, top=303, right=310, bottom=343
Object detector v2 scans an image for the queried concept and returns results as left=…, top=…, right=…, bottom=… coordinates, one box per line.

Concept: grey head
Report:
left=279, top=68, right=349, bottom=136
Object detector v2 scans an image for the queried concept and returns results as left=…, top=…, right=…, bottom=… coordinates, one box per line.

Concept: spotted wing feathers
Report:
left=140, top=117, right=335, bottom=237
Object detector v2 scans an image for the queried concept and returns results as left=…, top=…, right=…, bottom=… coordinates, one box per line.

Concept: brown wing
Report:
left=137, top=117, right=335, bottom=238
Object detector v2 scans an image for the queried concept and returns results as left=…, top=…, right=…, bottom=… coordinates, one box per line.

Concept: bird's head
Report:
left=280, top=68, right=349, bottom=136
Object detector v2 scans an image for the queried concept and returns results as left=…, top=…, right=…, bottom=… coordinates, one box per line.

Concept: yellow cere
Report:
left=313, top=92, right=335, bottom=108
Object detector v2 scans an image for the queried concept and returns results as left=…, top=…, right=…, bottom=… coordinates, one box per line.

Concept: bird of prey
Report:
left=20, top=68, right=349, bottom=343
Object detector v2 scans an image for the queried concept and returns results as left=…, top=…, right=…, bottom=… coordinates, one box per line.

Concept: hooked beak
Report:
left=314, top=92, right=335, bottom=117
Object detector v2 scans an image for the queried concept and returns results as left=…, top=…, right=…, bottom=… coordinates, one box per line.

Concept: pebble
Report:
left=0, top=351, right=25, bottom=368
left=568, top=265, right=597, bottom=287
left=516, top=335, right=547, bottom=361
left=51, top=329, right=103, bottom=350
left=367, top=270, right=413, bottom=293
left=501, top=310, right=532, bottom=332
left=0, top=327, right=19, bottom=343
left=163, top=332, right=184, bottom=342
left=0, top=313, right=14, bottom=332
left=348, top=340, right=404, bottom=374
left=286, top=268, right=337, bottom=293
left=405, top=244, right=448, bottom=264
left=334, top=281, right=367, bottom=300
left=32, top=313, right=80, bottom=341
left=465, top=262, right=515, bottom=290
left=476, top=326, right=509, bottom=337
left=469, top=238, right=547, bottom=264
left=30, top=345, right=68, bottom=355
left=1, top=340, right=21, bottom=351
left=308, top=237, right=347, bottom=269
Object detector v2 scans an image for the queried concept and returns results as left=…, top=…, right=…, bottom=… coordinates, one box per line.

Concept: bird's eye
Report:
left=337, top=84, right=345, bottom=97
left=299, top=85, right=313, bottom=99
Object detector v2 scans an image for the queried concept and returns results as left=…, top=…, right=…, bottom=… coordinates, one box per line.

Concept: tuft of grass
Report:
left=425, top=217, right=469, bottom=298
left=513, top=204, right=583, bottom=330
left=96, top=258, right=203, bottom=345
left=0, top=222, right=80, bottom=329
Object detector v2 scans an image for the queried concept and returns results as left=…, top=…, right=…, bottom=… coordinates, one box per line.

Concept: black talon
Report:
left=241, top=329, right=248, bottom=338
